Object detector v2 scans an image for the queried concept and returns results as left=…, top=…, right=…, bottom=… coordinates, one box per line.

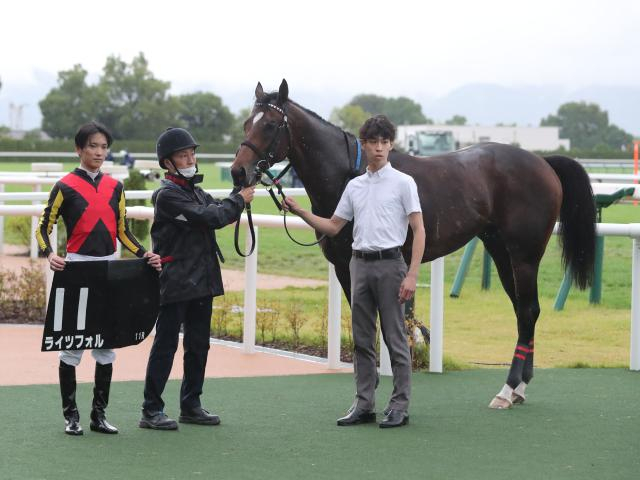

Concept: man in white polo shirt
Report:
left=284, top=115, right=425, bottom=429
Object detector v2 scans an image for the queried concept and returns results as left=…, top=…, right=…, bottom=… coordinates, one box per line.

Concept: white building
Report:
left=396, top=124, right=570, bottom=151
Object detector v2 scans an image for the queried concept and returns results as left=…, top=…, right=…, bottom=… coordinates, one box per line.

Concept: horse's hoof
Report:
left=488, top=396, right=512, bottom=409
left=511, top=393, right=526, bottom=405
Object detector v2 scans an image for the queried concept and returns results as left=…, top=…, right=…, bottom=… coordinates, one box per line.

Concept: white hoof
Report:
left=488, top=395, right=513, bottom=409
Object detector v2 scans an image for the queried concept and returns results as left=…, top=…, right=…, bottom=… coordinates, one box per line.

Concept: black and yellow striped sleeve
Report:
left=36, top=184, right=64, bottom=257
left=117, top=187, right=146, bottom=258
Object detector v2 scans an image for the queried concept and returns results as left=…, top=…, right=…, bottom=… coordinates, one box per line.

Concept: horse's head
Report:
left=231, top=79, right=291, bottom=187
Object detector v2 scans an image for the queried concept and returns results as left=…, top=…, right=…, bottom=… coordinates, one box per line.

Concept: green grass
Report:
left=1, top=370, right=639, bottom=480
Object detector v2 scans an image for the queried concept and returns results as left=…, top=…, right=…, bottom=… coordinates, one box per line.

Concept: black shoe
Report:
left=337, top=408, right=376, bottom=426
left=179, top=407, right=221, bottom=426
left=379, top=409, right=409, bottom=428
left=90, top=411, right=118, bottom=434
left=139, top=411, right=178, bottom=430
left=64, top=415, right=83, bottom=436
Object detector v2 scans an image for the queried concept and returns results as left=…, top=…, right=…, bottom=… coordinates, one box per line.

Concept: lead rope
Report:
left=260, top=164, right=327, bottom=247
left=234, top=201, right=256, bottom=257
left=268, top=136, right=362, bottom=247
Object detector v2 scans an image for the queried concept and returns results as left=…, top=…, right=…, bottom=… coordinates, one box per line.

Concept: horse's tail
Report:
left=544, top=155, right=596, bottom=289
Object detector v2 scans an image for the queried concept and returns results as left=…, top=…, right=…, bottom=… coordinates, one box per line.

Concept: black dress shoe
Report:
left=90, top=412, right=118, bottom=434
left=139, top=411, right=178, bottom=430
left=337, top=408, right=376, bottom=426
left=64, top=416, right=83, bottom=436
left=379, top=409, right=409, bottom=428
left=179, top=407, right=220, bottom=426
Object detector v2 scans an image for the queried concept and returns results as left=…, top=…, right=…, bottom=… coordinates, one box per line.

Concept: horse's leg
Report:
left=478, top=231, right=533, bottom=408
left=333, top=261, right=352, bottom=305
left=479, top=232, right=517, bottom=307
left=489, top=259, right=541, bottom=409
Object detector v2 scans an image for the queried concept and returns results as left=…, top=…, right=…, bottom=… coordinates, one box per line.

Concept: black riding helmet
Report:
left=156, top=127, right=200, bottom=169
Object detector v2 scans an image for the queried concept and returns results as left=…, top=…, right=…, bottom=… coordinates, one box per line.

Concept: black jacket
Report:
left=151, top=175, right=244, bottom=305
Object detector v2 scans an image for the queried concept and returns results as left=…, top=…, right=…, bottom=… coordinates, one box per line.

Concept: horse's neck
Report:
left=287, top=107, right=353, bottom=217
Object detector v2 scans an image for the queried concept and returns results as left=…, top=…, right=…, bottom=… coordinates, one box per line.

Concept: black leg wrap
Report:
left=506, top=343, right=529, bottom=389
left=90, top=363, right=118, bottom=434
left=522, top=340, right=535, bottom=384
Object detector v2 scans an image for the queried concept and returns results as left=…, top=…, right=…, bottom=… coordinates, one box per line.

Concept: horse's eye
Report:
left=264, top=121, right=277, bottom=133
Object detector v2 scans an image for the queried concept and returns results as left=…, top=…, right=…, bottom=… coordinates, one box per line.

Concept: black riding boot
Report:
left=59, top=361, right=83, bottom=436
left=90, top=363, right=118, bottom=434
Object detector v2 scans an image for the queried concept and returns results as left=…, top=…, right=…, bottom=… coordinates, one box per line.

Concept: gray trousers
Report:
left=350, top=256, right=412, bottom=412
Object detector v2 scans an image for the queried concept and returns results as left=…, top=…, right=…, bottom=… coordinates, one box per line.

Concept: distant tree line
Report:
left=5, top=57, right=637, bottom=156
left=331, top=94, right=634, bottom=154
left=39, top=53, right=242, bottom=142
left=540, top=101, right=633, bottom=152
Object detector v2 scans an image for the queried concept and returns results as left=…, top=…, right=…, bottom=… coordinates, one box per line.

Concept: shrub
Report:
left=6, top=216, right=31, bottom=247
left=212, top=294, right=233, bottom=337
left=256, top=300, right=280, bottom=344
left=286, top=303, right=307, bottom=348
left=0, top=262, right=46, bottom=323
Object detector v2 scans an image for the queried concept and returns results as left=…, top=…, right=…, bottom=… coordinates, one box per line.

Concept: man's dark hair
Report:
left=74, top=121, right=113, bottom=149
left=358, top=115, right=396, bottom=142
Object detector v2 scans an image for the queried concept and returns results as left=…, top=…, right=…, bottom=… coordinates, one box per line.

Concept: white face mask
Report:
left=177, top=166, right=197, bottom=178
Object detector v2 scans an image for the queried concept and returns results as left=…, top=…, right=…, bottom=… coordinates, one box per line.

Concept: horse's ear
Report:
left=255, top=82, right=265, bottom=100
left=277, top=79, right=289, bottom=104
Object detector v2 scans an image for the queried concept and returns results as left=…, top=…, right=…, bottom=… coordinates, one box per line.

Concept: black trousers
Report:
left=142, top=295, right=213, bottom=413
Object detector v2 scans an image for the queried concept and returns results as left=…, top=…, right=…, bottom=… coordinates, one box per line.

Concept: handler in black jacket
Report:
left=139, top=128, right=255, bottom=430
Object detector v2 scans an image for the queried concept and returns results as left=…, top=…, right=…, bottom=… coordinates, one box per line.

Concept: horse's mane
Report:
left=259, top=92, right=355, bottom=139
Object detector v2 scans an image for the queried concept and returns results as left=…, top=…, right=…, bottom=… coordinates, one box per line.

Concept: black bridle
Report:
left=234, top=102, right=294, bottom=257
left=233, top=102, right=364, bottom=257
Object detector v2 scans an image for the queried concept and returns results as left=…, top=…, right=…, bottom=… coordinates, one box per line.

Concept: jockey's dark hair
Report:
left=75, top=121, right=113, bottom=149
left=359, top=115, right=396, bottom=142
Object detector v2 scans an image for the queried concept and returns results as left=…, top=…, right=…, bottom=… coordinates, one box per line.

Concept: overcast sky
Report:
left=1, top=0, right=639, bottom=128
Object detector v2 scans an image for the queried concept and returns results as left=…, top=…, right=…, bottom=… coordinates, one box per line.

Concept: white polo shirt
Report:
left=334, top=163, right=422, bottom=251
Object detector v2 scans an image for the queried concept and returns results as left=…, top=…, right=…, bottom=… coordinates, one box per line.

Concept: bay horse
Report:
left=231, top=79, right=596, bottom=408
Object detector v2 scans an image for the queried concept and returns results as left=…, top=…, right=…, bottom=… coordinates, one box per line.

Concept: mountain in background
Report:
left=414, top=84, right=640, bottom=136
left=2, top=78, right=639, bottom=137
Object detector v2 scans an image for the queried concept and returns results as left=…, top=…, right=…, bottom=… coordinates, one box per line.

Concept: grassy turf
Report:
left=1, top=370, right=638, bottom=480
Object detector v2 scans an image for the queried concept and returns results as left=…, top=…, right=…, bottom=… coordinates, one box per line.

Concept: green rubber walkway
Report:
left=1, top=369, right=638, bottom=480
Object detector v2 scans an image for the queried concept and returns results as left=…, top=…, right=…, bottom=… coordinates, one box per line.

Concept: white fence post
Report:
left=45, top=224, right=57, bottom=302
left=242, top=224, right=258, bottom=353
left=631, top=238, right=640, bottom=370
left=30, top=185, right=41, bottom=259
left=430, top=256, right=445, bottom=373
left=327, top=264, right=342, bottom=369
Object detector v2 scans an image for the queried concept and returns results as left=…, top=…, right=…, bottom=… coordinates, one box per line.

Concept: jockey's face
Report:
left=76, top=133, right=108, bottom=172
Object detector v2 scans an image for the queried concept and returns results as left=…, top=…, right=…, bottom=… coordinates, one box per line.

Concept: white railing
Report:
left=0, top=201, right=446, bottom=373
left=0, top=186, right=306, bottom=256
left=0, top=152, right=235, bottom=160
left=589, top=173, right=640, bottom=183
left=3, top=184, right=638, bottom=258
left=2, top=200, right=640, bottom=372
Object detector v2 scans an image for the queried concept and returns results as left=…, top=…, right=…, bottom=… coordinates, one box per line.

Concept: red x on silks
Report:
left=60, top=173, right=118, bottom=253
